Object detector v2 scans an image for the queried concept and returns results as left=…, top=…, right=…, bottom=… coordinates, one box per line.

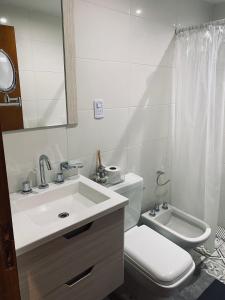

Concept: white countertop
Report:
left=10, top=175, right=128, bottom=256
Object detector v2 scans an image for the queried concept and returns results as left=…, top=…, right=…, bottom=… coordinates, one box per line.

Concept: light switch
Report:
left=94, top=99, right=104, bottom=119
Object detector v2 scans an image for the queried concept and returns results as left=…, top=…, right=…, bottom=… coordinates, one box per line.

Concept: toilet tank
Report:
left=109, top=173, right=143, bottom=231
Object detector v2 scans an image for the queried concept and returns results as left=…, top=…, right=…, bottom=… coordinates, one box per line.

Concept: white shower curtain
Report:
left=172, top=25, right=225, bottom=251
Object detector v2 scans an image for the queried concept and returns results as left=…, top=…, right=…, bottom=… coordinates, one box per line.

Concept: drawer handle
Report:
left=65, top=266, right=94, bottom=287
left=63, top=222, right=93, bottom=239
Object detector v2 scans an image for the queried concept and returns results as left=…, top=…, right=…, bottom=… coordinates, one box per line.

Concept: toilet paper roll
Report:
left=105, top=166, right=121, bottom=184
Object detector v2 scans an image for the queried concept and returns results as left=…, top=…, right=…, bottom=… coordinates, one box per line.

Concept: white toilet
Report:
left=109, top=173, right=195, bottom=295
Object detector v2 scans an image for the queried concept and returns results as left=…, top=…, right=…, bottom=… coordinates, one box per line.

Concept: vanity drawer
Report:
left=18, top=209, right=124, bottom=300
left=45, top=250, right=124, bottom=300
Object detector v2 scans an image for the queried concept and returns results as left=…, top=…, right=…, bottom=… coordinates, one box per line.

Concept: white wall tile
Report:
left=16, top=38, right=34, bottom=71
left=3, top=128, right=67, bottom=168
left=177, top=0, right=212, bottom=27
left=127, top=140, right=170, bottom=187
left=3, top=127, right=68, bottom=192
left=131, top=0, right=177, bottom=24
left=67, top=108, right=128, bottom=159
left=76, top=59, right=130, bottom=110
left=37, top=100, right=67, bottom=127
left=127, top=139, right=170, bottom=211
left=212, top=3, right=225, bottom=21
left=19, top=71, right=36, bottom=101
left=74, top=0, right=130, bottom=61
left=29, top=12, right=63, bottom=44
left=129, top=64, right=173, bottom=107
left=32, top=41, right=64, bottom=72
left=130, top=15, right=175, bottom=66
left=127, top=105, right=171, bottom=147
left=34, top=72, right=66, bottom=101
left=81, top=0, right=130, bottom=14
left=22, top=101, right=38, bottom=128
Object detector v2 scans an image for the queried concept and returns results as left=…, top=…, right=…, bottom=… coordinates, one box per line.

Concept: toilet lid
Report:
left=124, top=225, right=194, bottom=286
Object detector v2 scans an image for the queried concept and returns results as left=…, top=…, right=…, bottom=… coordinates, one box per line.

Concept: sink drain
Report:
left=58, top=212, right=69, bottom=218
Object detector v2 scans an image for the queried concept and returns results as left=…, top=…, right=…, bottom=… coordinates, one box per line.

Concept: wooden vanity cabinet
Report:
left=17, top=208, right=125, bottom=300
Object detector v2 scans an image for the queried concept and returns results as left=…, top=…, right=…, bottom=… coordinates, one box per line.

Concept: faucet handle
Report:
left=149, top=209, right=156, bottom=217
left=22, top=181, right=32, bottom=194
left=71, top=160, right=84, bottom=176
left=60, top=161, right=84, bottom=171
left=55, top=172, right=64, bottom=184
left=70, top=160, right=84, bottom=169
left=154, top=203, right=160, bottom=212
left=162, top=201, right=168, bottom=210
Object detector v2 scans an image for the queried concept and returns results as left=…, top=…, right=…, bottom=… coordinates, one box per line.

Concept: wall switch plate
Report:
left=94, top=99, right=104, bottom=119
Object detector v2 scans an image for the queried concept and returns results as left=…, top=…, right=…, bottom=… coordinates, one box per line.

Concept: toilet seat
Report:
left=124, top=225, right=195, bottom=288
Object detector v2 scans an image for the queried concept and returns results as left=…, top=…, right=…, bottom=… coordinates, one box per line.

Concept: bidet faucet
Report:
left=162, top=201, right=168, bottom=210
left=39, top=154, right=52, bottom=189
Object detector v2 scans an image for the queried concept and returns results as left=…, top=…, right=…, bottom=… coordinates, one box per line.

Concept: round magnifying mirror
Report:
left=0, top=49, right=16, bottom=93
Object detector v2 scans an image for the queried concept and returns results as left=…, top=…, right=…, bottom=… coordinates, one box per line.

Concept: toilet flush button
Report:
left=94, top=99, right=104, bottom=119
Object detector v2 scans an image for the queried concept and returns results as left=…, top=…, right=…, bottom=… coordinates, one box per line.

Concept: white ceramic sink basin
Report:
left=18, top=181, right=109, bottom=227
left=10, top=175, right=128, bottom=256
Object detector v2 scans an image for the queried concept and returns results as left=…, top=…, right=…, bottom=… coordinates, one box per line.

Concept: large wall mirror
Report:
left=0, top=0, right=77, bottom=131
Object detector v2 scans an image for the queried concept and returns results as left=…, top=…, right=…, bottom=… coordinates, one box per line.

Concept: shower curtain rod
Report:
left=175, top=18, right=225, bottom=34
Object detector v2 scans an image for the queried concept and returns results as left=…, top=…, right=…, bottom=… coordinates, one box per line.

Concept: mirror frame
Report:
left=0, top=49, right=17, bottom=94
left=62, top=0, right=78, bottom=126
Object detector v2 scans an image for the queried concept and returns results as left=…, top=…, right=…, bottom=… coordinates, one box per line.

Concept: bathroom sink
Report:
left=10, top=175, right=128, bottom=256
left=18, top=181, right=109, bottom=227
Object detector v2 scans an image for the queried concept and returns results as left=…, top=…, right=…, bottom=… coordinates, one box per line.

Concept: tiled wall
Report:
left=212, top=2, right=225, bottom=21
left=0, top=2, right=67, bottom=128
left=3, top=0, right=212, bottom=212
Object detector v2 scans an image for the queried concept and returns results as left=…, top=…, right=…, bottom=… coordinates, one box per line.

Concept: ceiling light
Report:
left=135, top=9, right=142, bottom=15
left=0, top=17, right=8, bottom=24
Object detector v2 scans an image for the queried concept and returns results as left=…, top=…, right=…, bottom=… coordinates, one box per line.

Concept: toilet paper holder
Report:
left=156, top=170, right=170, bottom=186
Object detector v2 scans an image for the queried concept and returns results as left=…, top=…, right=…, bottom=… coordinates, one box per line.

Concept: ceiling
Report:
left=204, top=0, right=225, bottom=3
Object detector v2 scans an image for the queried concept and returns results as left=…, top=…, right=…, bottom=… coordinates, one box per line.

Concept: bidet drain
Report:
left=58, top=212, right=69, bottom=218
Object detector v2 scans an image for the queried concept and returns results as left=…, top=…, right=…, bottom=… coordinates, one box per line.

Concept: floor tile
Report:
left=189, top=249, right=206, bottom=267
left=195, top=245, right=212, bottom=257
left=202, top=258, right=225, bottom=284
left=215, top=237, right=224, bottom=249
left=195, top=237, right=224, bottom=257
left=208, top=243, right=225, bottom=268
left=218, top=242, right=225, bottom=255
left=216, top=226, right=225, bottom=241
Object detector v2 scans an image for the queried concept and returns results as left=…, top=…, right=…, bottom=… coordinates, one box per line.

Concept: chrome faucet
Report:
left=60, top=161, right=83, bottom=173
left=39, top=154, right=52, bottom=189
